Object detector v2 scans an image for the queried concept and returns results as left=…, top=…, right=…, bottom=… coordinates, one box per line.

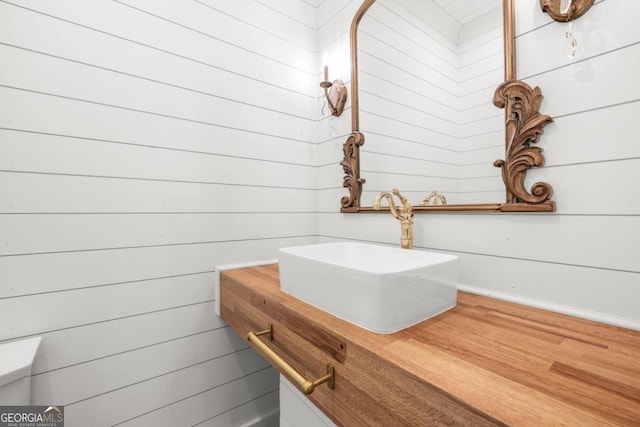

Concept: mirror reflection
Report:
left=357, top=0, right=505, bottom=207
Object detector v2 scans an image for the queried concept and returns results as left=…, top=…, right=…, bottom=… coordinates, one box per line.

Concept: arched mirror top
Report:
left=341, top=0, right=556, bottom=213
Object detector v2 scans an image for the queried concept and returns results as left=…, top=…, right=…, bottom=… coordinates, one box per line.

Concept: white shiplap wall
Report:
left=3, top=0, right=639, bottom=425
left=357, top=0, right=463, bottom=204
left=0, top=0, right=318, bottom=425
left=354, top=0, right=505, bottom=205
left=318, top=0, right=640, bottom=329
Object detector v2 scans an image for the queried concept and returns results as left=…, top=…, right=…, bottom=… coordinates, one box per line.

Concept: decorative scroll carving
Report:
left=493, top=80, right=554, bottom=207
left=540, top=0, right=594, bottom=22
left=341, top=131, right=366, bottom=211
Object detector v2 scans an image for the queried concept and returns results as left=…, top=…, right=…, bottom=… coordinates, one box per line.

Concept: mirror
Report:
left=341, top=0, right=556, bottom=213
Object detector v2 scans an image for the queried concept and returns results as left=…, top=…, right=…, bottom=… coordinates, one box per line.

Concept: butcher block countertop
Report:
left=220, top=264, right=640, bottom=426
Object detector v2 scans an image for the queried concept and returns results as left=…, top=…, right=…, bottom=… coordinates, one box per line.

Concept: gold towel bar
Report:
left=247, top=324, right=335, bottom=395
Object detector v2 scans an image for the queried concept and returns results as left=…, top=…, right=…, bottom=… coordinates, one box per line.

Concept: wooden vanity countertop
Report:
left=220, top=264, right=640, bottom=426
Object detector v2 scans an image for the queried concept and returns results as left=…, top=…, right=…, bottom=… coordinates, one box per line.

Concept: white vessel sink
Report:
left=278, top=242, right=458, bottom=334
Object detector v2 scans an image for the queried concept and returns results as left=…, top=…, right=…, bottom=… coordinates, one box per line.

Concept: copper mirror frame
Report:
left=340, top=0, right=556, bottom=213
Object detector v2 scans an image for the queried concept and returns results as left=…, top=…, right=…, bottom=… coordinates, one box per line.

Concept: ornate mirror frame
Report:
left=341, top=0, right=556, bottom=213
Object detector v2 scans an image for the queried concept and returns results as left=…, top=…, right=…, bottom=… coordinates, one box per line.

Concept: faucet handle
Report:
left=392, top=188, right=413, bottom=213
left=422, top=190, right=447, bottom=206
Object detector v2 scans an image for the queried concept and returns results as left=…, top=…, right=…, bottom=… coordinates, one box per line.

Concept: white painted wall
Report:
left=0, top=0, right=317, bottom=425
left=318, top=0, right=640, bottom=330
left=355, top=0, right=505, bottom=205
left=2, top=0, right=639, bottom=425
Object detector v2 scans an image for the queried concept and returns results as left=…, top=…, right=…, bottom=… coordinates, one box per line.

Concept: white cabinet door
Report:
left=279, top=375, right=336, bottom=427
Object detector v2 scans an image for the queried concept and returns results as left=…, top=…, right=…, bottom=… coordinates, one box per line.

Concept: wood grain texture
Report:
left=221, top=264, right=640, bottom=427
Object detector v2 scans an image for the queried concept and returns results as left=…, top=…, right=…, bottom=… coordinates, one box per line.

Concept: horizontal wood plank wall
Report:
left=355, top=0, right=504, bottom=205
left=0, top=0, right=317, bottom=425
left=317, top=0, right=640, bottom=329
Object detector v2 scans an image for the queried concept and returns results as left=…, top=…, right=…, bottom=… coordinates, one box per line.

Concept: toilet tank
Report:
left=0, top=337, right=42, bottom=405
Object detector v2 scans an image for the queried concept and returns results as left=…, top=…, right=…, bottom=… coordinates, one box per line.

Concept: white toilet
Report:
left=0, top=336, right=42, bottom=405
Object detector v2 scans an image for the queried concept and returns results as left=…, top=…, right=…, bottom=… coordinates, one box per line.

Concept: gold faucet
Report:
left=373, top=188, right=414, bottom=249
left=422, top=190, right=447, bottom=206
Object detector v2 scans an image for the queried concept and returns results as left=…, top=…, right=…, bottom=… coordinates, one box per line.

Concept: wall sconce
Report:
left=320, top=65, right=347, bottom=117
left=540, top=0, right=594, bottom=59
left=540, top=0, right=594, bottom=22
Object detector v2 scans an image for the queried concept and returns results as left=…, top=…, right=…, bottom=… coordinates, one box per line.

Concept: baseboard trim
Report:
left=241, top=408, right=280, bottom=427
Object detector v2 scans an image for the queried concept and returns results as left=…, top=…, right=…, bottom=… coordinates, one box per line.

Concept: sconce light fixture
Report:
left=540, top=0, right=594, bottom=22
left=320, top=65, right=347, bottom=117
left=540, top=0, right=594, bottom=58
